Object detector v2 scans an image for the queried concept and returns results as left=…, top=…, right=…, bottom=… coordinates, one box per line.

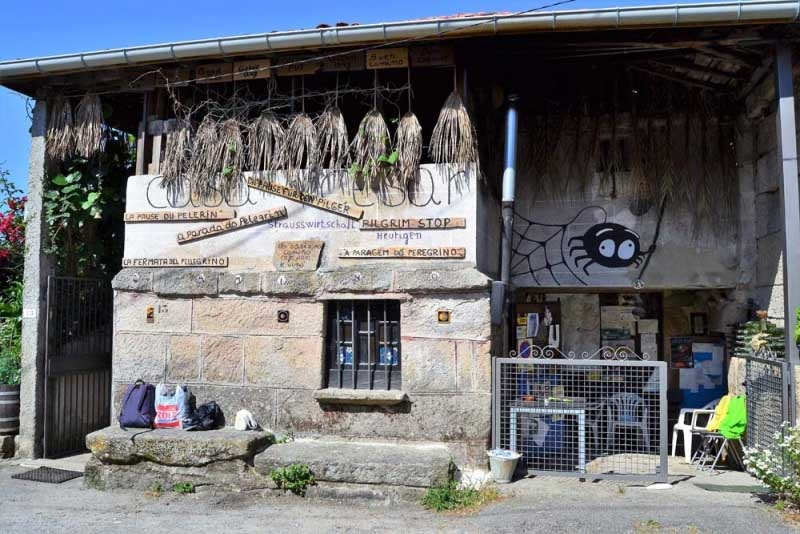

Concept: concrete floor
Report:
left=0, top=454, right=796, bottom=533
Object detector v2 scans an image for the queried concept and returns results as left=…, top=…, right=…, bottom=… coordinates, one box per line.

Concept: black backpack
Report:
left=182, top=401, right=221, bottom=431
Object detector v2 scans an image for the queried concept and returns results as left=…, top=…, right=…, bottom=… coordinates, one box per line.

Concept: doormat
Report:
left=11, top=466, right=83, bottom=484
left=694, top=482, right=771, bottom=494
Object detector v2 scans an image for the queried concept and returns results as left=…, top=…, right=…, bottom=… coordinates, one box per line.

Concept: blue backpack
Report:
left=119, top=380, right=156, bottom=429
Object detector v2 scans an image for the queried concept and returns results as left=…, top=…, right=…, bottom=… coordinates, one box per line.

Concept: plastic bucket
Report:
left=487, top=449, right=521, bottom=484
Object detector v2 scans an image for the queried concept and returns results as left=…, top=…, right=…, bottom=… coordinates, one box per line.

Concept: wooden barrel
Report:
left=0, top=384, right=20, bottom=436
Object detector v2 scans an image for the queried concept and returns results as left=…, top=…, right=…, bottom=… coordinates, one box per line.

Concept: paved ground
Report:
left=0, top=457, right=796, bottom=533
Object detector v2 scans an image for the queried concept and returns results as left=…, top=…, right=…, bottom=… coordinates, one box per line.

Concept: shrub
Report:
left=172, top=481, right=195, bottom=494
left=744, top=423, right=800, bottom=505
left=271, top=463, right=316, bottom=496
left=421, top=480, right=499, bottom=512
left=0, top=281, right=22, bottom=385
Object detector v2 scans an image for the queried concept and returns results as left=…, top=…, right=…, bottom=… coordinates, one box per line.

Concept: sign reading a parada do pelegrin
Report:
left=176, top=207, right=287, bottom=244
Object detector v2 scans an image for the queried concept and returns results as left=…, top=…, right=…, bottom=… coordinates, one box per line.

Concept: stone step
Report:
left=254, top=439, right=452, bottom=489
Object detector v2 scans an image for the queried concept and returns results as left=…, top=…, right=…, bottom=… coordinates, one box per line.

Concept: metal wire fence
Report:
left=493, top=348, right=668, bottom=482
left=743, top=351, right=791, bottom=451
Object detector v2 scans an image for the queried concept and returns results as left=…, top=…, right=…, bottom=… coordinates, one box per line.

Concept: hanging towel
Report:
left=706, top=394, right=731, bottom=432
left=718, top=395, right=747, bottom=440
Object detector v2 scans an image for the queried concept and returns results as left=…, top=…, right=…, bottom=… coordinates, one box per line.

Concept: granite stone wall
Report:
left=111, top=264, right=493, bottom=467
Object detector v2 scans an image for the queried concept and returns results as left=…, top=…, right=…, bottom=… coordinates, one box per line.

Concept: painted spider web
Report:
left=511, top=206, right=609, bottom=286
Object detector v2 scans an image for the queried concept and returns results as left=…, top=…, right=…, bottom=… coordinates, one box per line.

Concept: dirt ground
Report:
left=0, top=458, right=797, bottom=534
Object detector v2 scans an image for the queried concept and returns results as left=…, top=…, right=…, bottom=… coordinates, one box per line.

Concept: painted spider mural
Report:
left=569, top=223, right=644, bottom=275
left=511, top=206, right=661, bottom=286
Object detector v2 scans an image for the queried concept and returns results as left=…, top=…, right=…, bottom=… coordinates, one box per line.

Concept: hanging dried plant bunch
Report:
left=46, top=97, right=75, bottom=163
left=74, top=94, right=104, bottom=158
left=429, top=91, right=479, bottom=186
left=395, top=111, right=423, bottom=189
left=316, top=106, right=350, bottom=190
left=187, top=115, right=222, bottom=201
left=216, top=119, right=247, bottom=202
left=247, top=111, right=285, bottom=177
left=285, top=113, right=318, bottom=192
left=351, top=109, right=392, bottom=195
left=160, top=119, right=193, bottom=202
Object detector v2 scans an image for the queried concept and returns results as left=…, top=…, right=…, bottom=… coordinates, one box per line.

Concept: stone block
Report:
left=193, top=298, right=323, bottom=336
left=168, top=335, right=201, bottom=382
left=201, top=336, right=244, bottom=385
left=218, top=272, right=261, bottom=295
left=153, top=269, right=218, bottom=296
left=112, top=269, right=153, bottom=292
left=755, top=151, right=780, bottom=194
left=254, top=440, right=452, bottom=487
left=755, top=191, right=782, bottom=239
left=244, top=336, right=323, bottom=389
left=321, top=267, right=392, bottom=293
left=261, top=272, right=321, bottom=296
left=84, top=457, right=273, bottom=492
left=113, top=332, right=167, bottom=383
left=86, top=426, right=273, bottom=466
left=1, top=435, right=14, bottom=458
left=756, top=232, right=784, bottom=288
left=757, top=118, right=777, bottom=154
left=401, top=294, right=490, bottom=340
left=455, top=340, right=492, bottom=392
left=394, top=266, right=491, bottom=293
left=275, top=388, right=491, bottom=443
left=401, top=338, right=457, bottom=392
left=114, top=292, right=192, bottom=333
left=312, top=388, right=408, bottom=406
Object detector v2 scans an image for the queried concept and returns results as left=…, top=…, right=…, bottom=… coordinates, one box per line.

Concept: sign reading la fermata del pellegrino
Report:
left=122, top=257, right=229, bottom=267
left=247, top=177, right=364, bottom=220
left=176, top=207, right=287, bottom=244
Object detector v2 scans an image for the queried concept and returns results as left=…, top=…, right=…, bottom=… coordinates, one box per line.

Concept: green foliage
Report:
left=172, top=481, right=195, bottom=494
left=147, top=481, right=164, bottom=498
left=44, top=130, right=132, bottom=277
left=734, top=318, right=784, bottom=358
left=271, top=463, right=316, bottom=496
left=0, top=278, right=22, bottom=385
left=421, top=480, right=499, bottom=512
left=744, top=423, right=800, bottom=505
left=275, top=430, right=294, bottom=444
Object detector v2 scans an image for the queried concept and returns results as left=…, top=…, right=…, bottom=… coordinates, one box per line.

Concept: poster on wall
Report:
left=670, top=337, right=694, bottom=369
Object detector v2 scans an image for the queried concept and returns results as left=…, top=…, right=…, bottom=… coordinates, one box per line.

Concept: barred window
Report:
left=326, top=300, right=401, bottom=390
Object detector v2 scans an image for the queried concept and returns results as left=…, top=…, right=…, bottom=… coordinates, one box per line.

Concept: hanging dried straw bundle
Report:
left=216, top=119, right=247, bottom=202
left=316, top=106, right=350, bottom=190
left=350, top=109, right=392, bottom=197
left=285, top=113, right=318, bottom=192
left=247, top=111, right=285, bottom=178
left=46, top=97, right=75, bottom=163
left=160, top=119, right=193, bottom=202
left=395, top=111, right=423, bottom=190
left=187, top=115, right=222, bottom=201
left=74, top=94, right=104, bottom=158
left=429, top=92, right=479, bottom=190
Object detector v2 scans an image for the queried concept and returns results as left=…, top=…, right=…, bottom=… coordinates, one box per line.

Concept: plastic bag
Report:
left=182, top=401, right=221, bottom=431
left=234, top=409, right=258, bottom=431
left=153, top=384, right=190, bottom=429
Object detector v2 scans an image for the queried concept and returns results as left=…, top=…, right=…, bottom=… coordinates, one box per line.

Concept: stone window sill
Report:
left=312, top=388, right=409, bottom=406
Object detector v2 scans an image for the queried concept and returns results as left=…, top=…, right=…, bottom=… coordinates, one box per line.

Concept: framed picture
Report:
left=690, top=312, right=708, bottom=336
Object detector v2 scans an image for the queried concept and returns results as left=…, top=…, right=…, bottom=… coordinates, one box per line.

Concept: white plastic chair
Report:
left=670, top=398, right=720, bottom=462
left=607, top=393, right=650, bottom=452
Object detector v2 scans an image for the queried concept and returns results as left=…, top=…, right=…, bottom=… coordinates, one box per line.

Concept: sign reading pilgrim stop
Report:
left=360, top=218, right=466, bottom=230
left=274, top=240, right=324, bottom=271
left=176, top=207, right=287, bottom=244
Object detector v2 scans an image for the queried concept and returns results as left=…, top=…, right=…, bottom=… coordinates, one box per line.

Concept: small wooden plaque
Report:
left=276, top=58, right=321, bottom=77
left=360, top=217, right=466, bottom=230
left=122, top=257, right=229, bottom=268
left=247, top=177, right=364, bottom=220
left=176, top=207, right=287, bottom=244
left=124, top=209, right=235, bottom=223
left=322, top=54, right=366, bottom=72
left=339, top=246, right=466, bottom=259
left=366, top=48, right=409, bottom=69
left=275, top=240, right=324, bottom=271
left=196, top=63, right=233, bottom=83
left=233, top=60, right=271, bottom=81
left=410, top=45, right=455, bottom=67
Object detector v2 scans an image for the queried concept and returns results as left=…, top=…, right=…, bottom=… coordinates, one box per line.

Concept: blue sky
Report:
left=0, top=0, right=681, bottom=192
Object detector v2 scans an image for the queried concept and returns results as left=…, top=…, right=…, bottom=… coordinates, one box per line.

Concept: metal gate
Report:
left=493, top=347, right=668, bottom=483
left=44, top=276, right=112, bottom=458
left=741, top=350, right=793, bottom=450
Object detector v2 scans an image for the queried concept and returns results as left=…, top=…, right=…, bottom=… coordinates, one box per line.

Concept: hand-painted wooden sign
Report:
left=125, top=209, right=235, bottom=222
left=360, top=217, right=466, bottom=230
left=176, top=207, right=287, bottom=244
left=366, top=48, right=409, bottom=69
left=339, top=247, right=466, bottom=259
left=195, top=63, right=233, bottom=83
left=247, top=177, right=364, bottom=220
left=122, top=257, right=229, bottom=267
left=276, top=58, right=321, bottom=76
left=233, top=60, right=271, bottom=80
left=410, top=45, right=455, bottom=67
left=322, top=54, right=366, bottom=72
left=275, top=240, right=324, bottom=271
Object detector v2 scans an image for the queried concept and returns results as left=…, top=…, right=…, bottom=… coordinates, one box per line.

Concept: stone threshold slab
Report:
left=312, top=388, right=408, bottom=406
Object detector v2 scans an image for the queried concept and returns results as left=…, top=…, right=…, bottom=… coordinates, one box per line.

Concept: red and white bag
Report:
left=153, top=384, right=190, bottom=429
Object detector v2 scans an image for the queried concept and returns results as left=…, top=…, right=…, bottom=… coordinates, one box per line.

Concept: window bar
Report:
left=367, top=302, right=374, bottom=390
left=382, top=301, right=390, bottom=390
left=336, top=302, right=343, bottom=389
left=351, top=300, right=356, bottom=389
